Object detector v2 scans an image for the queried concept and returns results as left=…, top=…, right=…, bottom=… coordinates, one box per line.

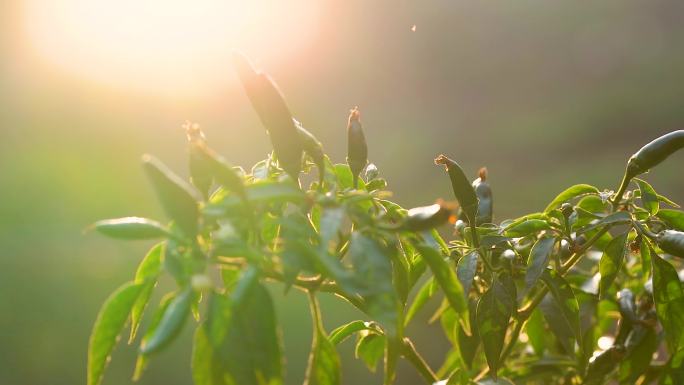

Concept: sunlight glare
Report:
left=22, top=0, right=320, bottom=96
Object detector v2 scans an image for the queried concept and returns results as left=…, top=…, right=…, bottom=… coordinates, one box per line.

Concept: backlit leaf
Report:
left=544, top=184, right=599, bottom=213
left=599, top=231, right=629, bottom=298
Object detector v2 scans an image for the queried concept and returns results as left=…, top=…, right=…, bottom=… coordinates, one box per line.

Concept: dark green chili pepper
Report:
left=346, top=107, right=368, bottom=189
left=293, top=118, right=326, bottom=184
left=472, top=167, right=493, bottom=225
left=434, top=154, right=478, bottom=223
left=656, top=230, right=684, bottom=257
left=232, top=52, right=303, bottom=180
left=402, top=200, right=455, bottom=231
left=93, top=217, right=169, bottom=240
left=627, top=130, right=684, bottom=177
left=142, top=155, right=202, bottom=238
left=140, top=288, right=193, bottom=355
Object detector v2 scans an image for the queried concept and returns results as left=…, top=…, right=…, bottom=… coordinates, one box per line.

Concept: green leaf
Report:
left=305, top=294, right=341, bottom=385
left=404, top=278, right=437, bottom=326
left=192, top=325, right=228, bottom=385
left=87, top=281, right=143, bottom=385
left=525, top=237, right=556, bottom=291
left=544, top=184, right=599, bottom=213
left=578, top=211, right=631, bottom=234
left=334, top=163, right=366, bottom=190
left=599, top=231, right=629, bottom=299
left=503, top=219, right=550, bottom=238
left=319, top=207, right=345, bottom=254
left=129, top=242, right=164, bottom=343
left=618, top=326, right=658, bottom=383
left=652, top=250, right=684, bottom=352
left=540, top=269, right=581, bottom=344
left=476, top=274, right=516, bottom=376
left=525, top=308, right=546, bottom=356
left=306, top=329, right=341, bottom=385
left=142, top=155, right=201, bottom=237
left=93, top=217, right=169, bottom=240
left=456, top=251, right=478, bottom=297
left=205, top=279, right=283, bottom=385
left=349, top=233, right=399, bottom=334
left=415, top=243, right=470, bottom=335
left=355, top=332, right=385, bottom=372
left=329, top=320, right=379, bottom=345
left=140, top=287, right=193, bottom=354
left=639, top=237, right=652, bottom=280
left=538, top=294, right=574, bottom=354
left=206, top=180, right=304, bottom=215
left=634, top=178, right=659, bottom=215
left=658, top=209, right=684, bottom=231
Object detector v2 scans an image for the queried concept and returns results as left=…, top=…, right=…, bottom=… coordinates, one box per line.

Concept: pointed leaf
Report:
left=635, top=178, right=659, bottom=215
left=503, top=219, right=550, bottom=238
left=329, top=321, right=379, bottom=345
left=476, top=274, right=516, bottom=376
left=405, top=278, right=437, bottom=326
left=658, top=209, right=684, bottom=231
left=539, top=294, right=575, bottom=354
left=599, top=231, right=629, bottom=298
left=415, top=244, right=470, bottom=335
left=87, top=282, right=143, bottom=385
left=652, top=250, right=684, bottom=352
left=540, top=269, right=581, bottom=343
left=525, top=237, right=556, bottom=290
left=544, top=184, right=599, bottom=213
left=355, top=332, right=385, bottom=372
left=142, top=155, right=201, bottom=237
left=129, top=242, right=164, bottom=342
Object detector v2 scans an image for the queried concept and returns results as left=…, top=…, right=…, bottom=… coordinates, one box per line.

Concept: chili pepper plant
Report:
left=87, top=54, right=684, bottom=385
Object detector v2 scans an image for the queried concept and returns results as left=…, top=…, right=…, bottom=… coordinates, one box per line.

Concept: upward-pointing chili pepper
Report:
left=434, top=155, right=479, bottom=224
left=472, top=167, right=493, bottom=225
left=627, top=130, right=684, bottom=177
left=346, top=107, right=368, bottom=189
left=232, top=52, right=303, bottom=180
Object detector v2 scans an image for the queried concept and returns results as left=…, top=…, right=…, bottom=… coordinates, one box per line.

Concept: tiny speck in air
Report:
left=411, top=24, right=417, bottom=32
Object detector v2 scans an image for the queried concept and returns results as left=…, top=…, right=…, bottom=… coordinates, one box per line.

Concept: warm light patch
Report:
left=21, top=0, right=320, bottom=96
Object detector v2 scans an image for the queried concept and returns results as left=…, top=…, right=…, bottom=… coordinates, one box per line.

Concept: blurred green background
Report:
left=1, top=1, right=683, bottom=384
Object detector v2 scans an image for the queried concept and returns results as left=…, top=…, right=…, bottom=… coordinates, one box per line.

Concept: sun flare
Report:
left=21, top=0, right=320, bottom=96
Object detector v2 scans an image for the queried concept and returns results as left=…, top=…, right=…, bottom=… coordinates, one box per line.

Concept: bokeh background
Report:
left=2, top=1, right=684, bottom=384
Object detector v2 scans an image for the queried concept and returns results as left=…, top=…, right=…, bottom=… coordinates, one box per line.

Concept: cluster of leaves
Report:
left=87, top=54, right=684, bottom=385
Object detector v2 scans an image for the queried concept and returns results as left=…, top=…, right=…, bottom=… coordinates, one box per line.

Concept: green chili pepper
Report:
left=472, top=167, right=493, bottom=225
left=617, top=288, right=638, bottom=323
left=402, top=200, right=455, bottom=231
left=627, top=130, right=684, bottom=177
left=93, top=217, right=169, bottom=240
left=232, top=52, right=303, bottom=180
left=293, top=118, right=326, bottom=184
left=434, top=154, right=478, bottom=223
left=656, top=230, right=684, bottom=257
left=142, top=155, right=202, bottom=238
left=140, top=288, right=193, bottom=355
left=346, top=107, right=368, bottom=189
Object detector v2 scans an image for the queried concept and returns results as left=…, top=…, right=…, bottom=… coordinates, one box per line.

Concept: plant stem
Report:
left=401, top=337, right=438, bottom=383
left=611, top=168, right=633, bottom=211
left=479, top=225, right=611, bottom=379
